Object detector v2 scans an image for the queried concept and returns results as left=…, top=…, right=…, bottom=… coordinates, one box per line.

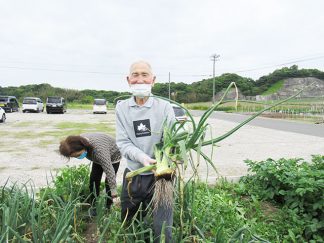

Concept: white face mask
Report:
left=130, top=84, right=152, bottom=97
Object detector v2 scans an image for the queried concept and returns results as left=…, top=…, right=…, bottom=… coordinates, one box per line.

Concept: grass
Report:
left=1, top=120, right=116, bottom=156
left=185, top=97, right=324, bottom=108
left=38, top=139, right=56, bottom=147
left=261, top=80, right=284, bottom=95
left=53, top=122, right=115, bottom=138
left=0, top=131, right=7, bottom=137
left=68, top=103, right=115, bottom=110
left=30, top=166, right=41, bottom=170
left=185, top=99, right=324, bottom=123
left=0, top=166, right=7, bottom=171
left=260, top=112, right=324, bottom=124
left=185, top=101, right=212, bottom=111
left=5, top=121, right=115, bottom=140
left=12, top=131, right=41, bottom=139
left=68, top=103, right=93, bottom=109
left=55, top=121, right=107, bottom=130
left=39, top=129, right=115, bottom=140
left=11, top=121, right=36, bottom=127
left=282, top=97, right=324, bottom=104
left=0, top=146, right=28, bottom=153
left=11, top=121, right=53, bottom=128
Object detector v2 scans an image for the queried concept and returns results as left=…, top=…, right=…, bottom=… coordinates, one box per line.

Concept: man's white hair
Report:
left=129, top=60, right=153, bottom=74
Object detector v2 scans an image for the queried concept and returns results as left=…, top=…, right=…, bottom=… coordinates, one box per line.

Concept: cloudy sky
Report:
left=0, top=0, right=323, bottom=91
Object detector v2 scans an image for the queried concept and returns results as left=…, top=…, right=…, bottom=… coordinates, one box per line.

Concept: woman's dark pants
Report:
left=89, top=162, right=119, bottom=208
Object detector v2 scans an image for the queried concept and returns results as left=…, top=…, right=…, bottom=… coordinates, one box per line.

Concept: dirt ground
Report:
left=1, top=109, right=323, bottom=189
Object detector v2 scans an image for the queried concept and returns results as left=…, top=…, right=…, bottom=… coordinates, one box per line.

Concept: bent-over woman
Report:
left=59, top=132, right=121, bottom=212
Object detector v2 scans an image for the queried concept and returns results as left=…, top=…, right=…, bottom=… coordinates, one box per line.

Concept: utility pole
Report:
left=168, top=72, right=171, bottom=100
left=210, top=54, right=220, bottom=103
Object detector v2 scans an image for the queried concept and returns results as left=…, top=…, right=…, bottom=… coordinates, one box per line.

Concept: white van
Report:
left=93, top=98, right=107, bottom=114
left=22, top=97, right=44, bottom=113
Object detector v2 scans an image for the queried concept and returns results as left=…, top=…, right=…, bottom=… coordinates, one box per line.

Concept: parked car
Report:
left=93, top=98, right=107, bottom=114
left=22, top=97, right=44, bottom=113
left=171, top=104, right=187, bottom=123
left=46, top=96, right=67, bottom=114
left=0, top=96, right=19, bottom=113
left=0, top=107, right=6, bottom=123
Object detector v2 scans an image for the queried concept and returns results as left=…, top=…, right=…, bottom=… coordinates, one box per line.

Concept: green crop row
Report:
left=2, top=157, right=323, bottom=242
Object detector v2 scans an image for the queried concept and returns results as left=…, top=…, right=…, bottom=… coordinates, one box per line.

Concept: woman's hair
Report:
left=59, top=135, right=91, bottom=158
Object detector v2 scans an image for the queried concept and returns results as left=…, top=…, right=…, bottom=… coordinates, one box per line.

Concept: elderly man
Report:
left=115, top=61, right=175, bottom=242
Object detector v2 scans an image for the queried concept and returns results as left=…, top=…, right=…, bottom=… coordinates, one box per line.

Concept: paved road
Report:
left=191, top=110, right=324, bottom=138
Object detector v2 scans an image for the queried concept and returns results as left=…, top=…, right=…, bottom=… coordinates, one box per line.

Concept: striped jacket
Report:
left=81, top=133, right=121, bottom=195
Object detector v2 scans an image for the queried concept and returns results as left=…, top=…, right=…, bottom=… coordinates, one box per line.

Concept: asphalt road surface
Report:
left=191, top=110, right=324, bottom=138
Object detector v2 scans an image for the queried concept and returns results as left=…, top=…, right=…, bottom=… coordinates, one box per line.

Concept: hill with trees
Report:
left=254, top=65, right=324, bottom=94
left=1, top=66, right=323, bottom=104
left=152, top=65, right=324, bottom=102
left=0, top=83, right=130, bottom=104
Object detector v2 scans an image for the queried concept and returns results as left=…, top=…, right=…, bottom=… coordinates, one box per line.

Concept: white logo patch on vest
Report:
left=133, top=119, right=151, bottom=137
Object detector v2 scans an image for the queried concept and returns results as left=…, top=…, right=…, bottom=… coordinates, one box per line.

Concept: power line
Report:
left=0, top=65, right=122, bottom=75
left=0, top=60, right=113, bottom=68
left=0, top=54, right=323, bottom=78
left=233, top=55, right=324, bottom=73
left=0, top=65, right=211, bottom=77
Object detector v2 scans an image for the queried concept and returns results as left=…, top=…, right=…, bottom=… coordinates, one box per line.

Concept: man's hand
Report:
left=143, top=157, right=157, bottom=173
left=143, top=158, right=156, bottom=167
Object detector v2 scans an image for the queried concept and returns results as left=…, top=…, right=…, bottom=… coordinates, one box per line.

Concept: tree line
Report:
left=1, top=65, right=323, bottom=104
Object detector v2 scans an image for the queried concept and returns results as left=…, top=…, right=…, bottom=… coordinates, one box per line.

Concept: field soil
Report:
left=1, top=109, right=323, bottom=189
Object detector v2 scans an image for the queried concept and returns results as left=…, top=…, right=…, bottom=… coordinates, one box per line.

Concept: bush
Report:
left=40, top=164, right=91, bottom=202
left=240, top=155, right=324, bottom=241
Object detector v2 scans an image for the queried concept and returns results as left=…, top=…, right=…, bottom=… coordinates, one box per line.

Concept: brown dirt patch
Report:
left=84, top=222, right=98, bottom=243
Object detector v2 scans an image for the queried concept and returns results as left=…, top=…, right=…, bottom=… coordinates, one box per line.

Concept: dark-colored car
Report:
left=172, top=104, right=187, bottom=122
left=46, top=96, right=67, bottom=114
left=0, top=96, right=19, bottom=113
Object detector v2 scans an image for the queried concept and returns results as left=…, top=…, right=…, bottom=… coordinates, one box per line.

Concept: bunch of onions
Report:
left=126, top=124, right=188, bottom=210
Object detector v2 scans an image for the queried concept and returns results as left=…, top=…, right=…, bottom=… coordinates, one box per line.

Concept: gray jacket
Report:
left=115, top=96, right=175, bottom=174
